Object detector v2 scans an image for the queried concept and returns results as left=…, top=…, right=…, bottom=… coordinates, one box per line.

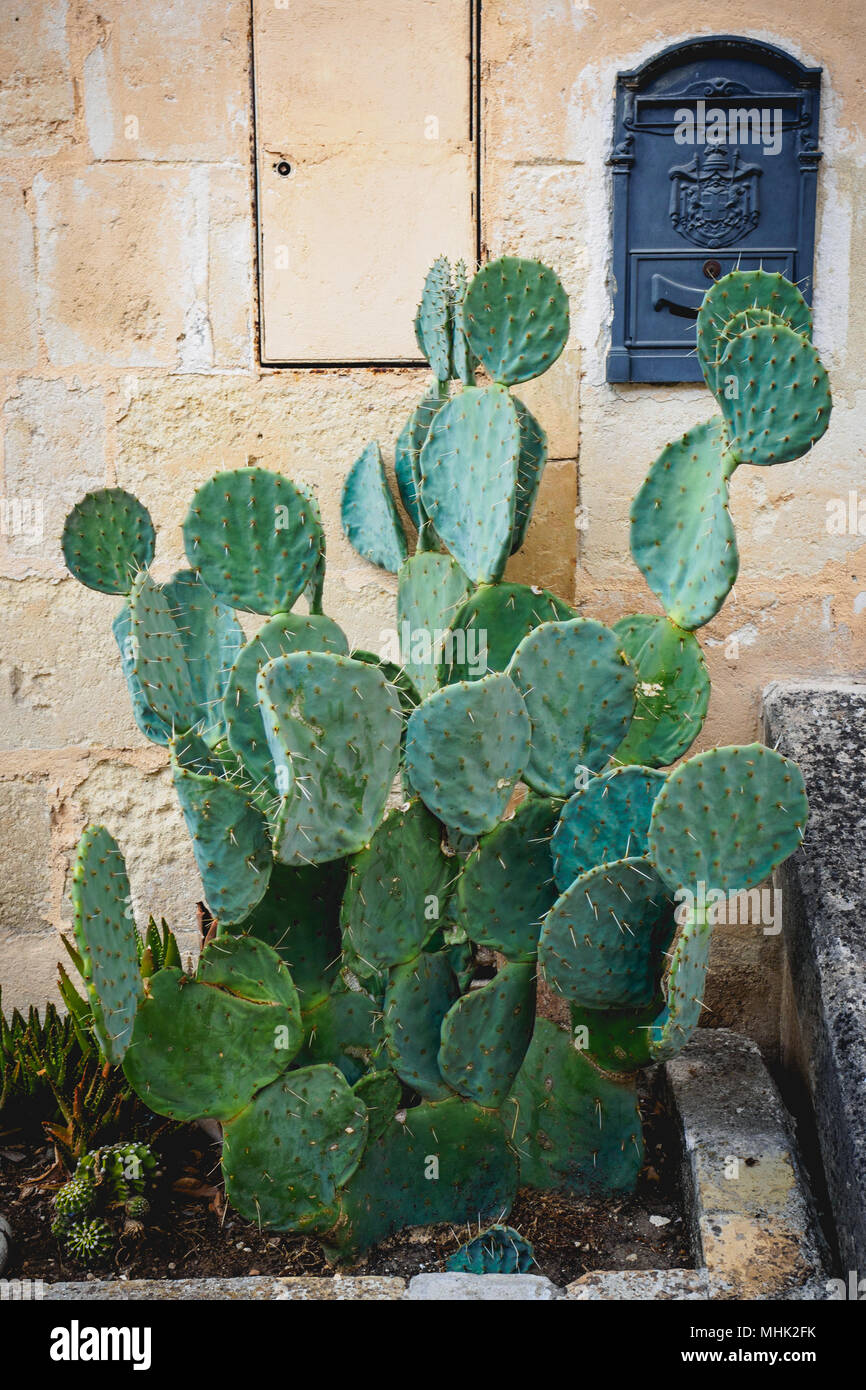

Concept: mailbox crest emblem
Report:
left=668, top=147, right=761, bottom=248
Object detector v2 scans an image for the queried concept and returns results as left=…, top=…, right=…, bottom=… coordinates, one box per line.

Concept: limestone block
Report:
left=81, top=0, right=249, bottom=163
left=0, top=578, right=143, bottom=750
left=34, top=165, right=243, bottom=369
left=0, top=779, right=51, bottom=936
left=2, top=377, right=105, bottom=570
left=0, top=183, right=38, bottom=369
left=0, top=0, right=75, bottom=156
left=0, top=929, right=63, bottom=1010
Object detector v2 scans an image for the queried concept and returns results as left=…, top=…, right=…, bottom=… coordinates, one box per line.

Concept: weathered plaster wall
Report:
left=0, top=1, right=863, bottom=1046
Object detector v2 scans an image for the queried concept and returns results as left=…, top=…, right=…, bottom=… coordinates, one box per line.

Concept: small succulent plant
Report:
left=59, top=256, right=823, bottom=1259
left=52, top=1140, right=158, bottom=1262
left=446, top=1224, right=534, bottom=1274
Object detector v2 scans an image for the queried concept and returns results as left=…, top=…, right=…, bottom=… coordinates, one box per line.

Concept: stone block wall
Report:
left=0, top=0, right=864, bottom=1043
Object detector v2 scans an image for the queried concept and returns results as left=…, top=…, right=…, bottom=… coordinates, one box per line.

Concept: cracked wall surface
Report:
left=0, top=0, right=864, bottom=1047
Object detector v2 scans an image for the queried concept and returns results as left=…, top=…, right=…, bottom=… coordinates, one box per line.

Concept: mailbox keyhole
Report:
left=702, top=258, right=722, bottom=281
left=275, top=160, right=292, bottom=177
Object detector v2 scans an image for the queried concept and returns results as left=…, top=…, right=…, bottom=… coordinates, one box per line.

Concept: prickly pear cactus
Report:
left=61, top=258, right=822, bottom=1261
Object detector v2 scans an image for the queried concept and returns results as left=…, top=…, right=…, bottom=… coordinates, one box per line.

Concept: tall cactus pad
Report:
left=234, top=861, right=345, bottom=1009
left=124, top=941, right=300, bottom=1121
left=649, top=907, right=712, bottom=1062
left=510, top=399, right=548, bottom=553
left=439, top=960, right=536, bottom=1107
left=62, top=488, right=156, bottom=596
left=455, top=794, right=560, bottom=960
left=225, top=613, right=348, bottom=797
left=451, top=259, right=477, bottom=385
left=397, top=552, right=471, bottom=699
left=257, top=652, right=402, bottom=864
left=341, top=441, right=408, bottom=573
left=612, top=616, right=709, bottom=768
left=696, top=268, right=812, bottom=396
left=171, top=734, right=272, bottom=927
left=383, top=950, right=459, bottom=1100
left=183, top=468, right=324, bottom=615
left=112, top=602, right=171, bottom=745
left=222, top=1064, right=368, bottom=1232
left=551, top=766, right=666, bottom=891
left=405, top=673, right=531, bottom=836
left=440, top=582, right=575, bottom=684
left=505, top=1019, right=643, bottom=1193
left=720, top=325, right=832, bottom=465
left=509, top=619, right=637, bottom=792
left=394, top=383, right=449, bottom=534
left=462, top=256, right=569, bottom=386
left=71, top=825, right=142, bottom=1064
left=447, top=1225, right=534, bottom=1274
left=630, top=418, right=739, bottom=630
left=161, top=569, right=244, bottom=746
left=415, top=255, right=452, bottom=381
left=327, top=1097, right=519, bottom=1257
left=341, top=801, right=452, bottom=976
left=648, top=742, right=808, bottom=894
left=420, top=385, right=520, bottom=584
left=539, top=857, right=671, bottom=1009
left=129, top=571, right=199, bottom=734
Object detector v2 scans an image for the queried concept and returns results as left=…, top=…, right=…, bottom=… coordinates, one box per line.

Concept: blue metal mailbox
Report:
left=607, top=36, right=821, bottom=383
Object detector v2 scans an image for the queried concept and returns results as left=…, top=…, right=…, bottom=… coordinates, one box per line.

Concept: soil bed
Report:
left=0, top=1090, right=690, bottom=1287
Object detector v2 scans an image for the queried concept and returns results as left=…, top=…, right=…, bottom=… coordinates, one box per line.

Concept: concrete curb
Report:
left=41, top=1029, right=828, bottom=1301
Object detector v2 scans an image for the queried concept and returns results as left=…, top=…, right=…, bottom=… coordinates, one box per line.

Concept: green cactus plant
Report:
left=60, top=257, right=821, bottom=1260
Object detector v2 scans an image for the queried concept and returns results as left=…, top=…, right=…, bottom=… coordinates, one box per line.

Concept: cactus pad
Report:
left=647, top=742, right=808, bottom=894
left=440, top=582, right=575, bottom=684
left=327, top=1096, right=519, bottom=1257
left=171, top=733, right=272, bottom=927
left=112, top=601, right=172, bottom=745
left=551, top=766, right=666, bottom=891
left=222, top=1063, right=368, bottom=1232
left=462, top=256, right=569, bottom=386
left=383, top=950, right=459, bottom=1100
left=341, top=800, right=452, bottom=977
left=569, top=999, right=659, bottom=1076
left=161, top=569, right=244, bottom=746
left=648, top=907, right=712, bottom=1062
left=71, top=825, right=142, bottom=1065
left=415, top=255, right=452, bottom=380
left=539, top=857, right=672, bottom=1009
left=62, top=487, right=155, bottom=596
left=124, top=938, right=300, bottom=1121
left=232, top=860, right=345, bottom=1009
left=419, top=385, right=520, bottom=583
left=299, top=983, right=386, bottom=1085
left=720, top=324, right=831, bottom=465
left=183, top=468, right=323, bottom=615
left=397, top=552, right=471, bottom=699
left=696, top=268, right=812, bottom=396
left=341, top=441, right=409, bottom=573
left=455, top=794, right=560, bottom=960
left=630, top=417, right=739, bottom=630
left=509, top=618, right=637, bottom=792
left=257, top=652, right=402, bottom=864
left=405, top=673, right=531, bottom=835
left=611, top=615, right=710, bottom=767
left=510, top=398, right=548, bottom=553
left=505, top=1018, right=643, bottom=1193
left=128, top=570, right=199, bottom=734
left=225, top=612, right=348, bottom=797
left=352, top=1069, right=402, bottom=1142
left=439, top=960, right=536, bottom=1107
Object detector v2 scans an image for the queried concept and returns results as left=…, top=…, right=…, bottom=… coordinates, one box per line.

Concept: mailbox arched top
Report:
left=607, top=34, right=822, bottom=384
left=618, top=34, right=821, bottom=89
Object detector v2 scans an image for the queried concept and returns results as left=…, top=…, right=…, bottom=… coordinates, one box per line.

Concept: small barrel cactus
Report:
left=64, top=1217, right=114, bottom=1264
left=446, top=1225, right=535, bottom=1275
left=53, top=1174, right=97, bottom=1231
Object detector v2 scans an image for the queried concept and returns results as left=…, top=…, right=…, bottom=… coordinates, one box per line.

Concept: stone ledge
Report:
left=763, top=681, right=866, bottom=1274
left=406, top=1273, right=560, bottom=1301
left=43, top=1276, right=407, bottom=1301
left=666, top=1029, right=825, bottom=1299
